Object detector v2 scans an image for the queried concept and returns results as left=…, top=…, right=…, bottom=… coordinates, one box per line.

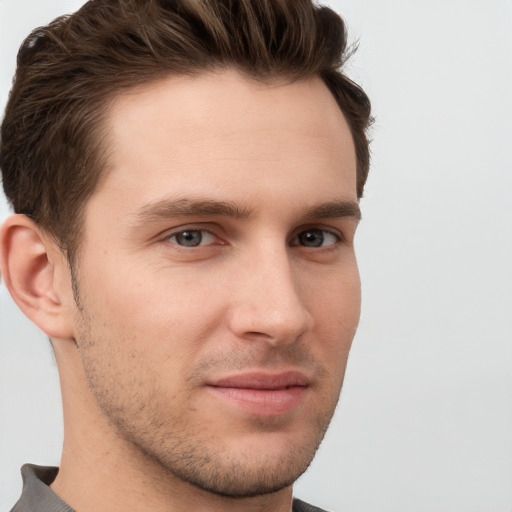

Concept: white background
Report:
left=1, top=1, right=511, bottom=511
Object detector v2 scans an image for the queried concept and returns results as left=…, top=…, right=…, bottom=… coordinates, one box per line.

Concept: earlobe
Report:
left=0, top=214, right=75, bottom=339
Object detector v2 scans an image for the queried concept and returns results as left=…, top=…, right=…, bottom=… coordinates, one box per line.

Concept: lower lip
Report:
left=207, top=386, right=308, bottom=416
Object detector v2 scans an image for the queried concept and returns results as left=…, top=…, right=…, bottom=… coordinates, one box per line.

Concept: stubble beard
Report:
left=72, top=278, right=344, bottom=499
left=121, top=414, right=333, bottom=498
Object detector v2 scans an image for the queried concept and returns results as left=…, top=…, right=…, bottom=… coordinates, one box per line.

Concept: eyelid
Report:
left=155, top=222, right=345, bottom=248
left=160, top=224, right=225, bottom=247
left=290, top=225, right=345, bottom=246
left=169, top=230, right=215, bottom=246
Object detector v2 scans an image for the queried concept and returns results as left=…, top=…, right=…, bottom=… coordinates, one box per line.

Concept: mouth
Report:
left=205, top=371, right=310, bottom=416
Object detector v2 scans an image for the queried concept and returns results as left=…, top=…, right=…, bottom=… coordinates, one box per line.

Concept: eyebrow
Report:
left=302, top=200, right=361, bottom=222
left=132, top=197, right=361, bottom=225
left=133, top=198, right=252, bottom=225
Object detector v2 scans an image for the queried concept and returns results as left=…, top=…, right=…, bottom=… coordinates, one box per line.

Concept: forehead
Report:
left=92, top=71, right=357, bottom=215
left=107, top=71, right=349, bottom=134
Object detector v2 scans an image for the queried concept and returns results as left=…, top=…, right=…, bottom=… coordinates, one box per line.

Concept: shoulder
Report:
left=293, top=497, right=332, bottom=512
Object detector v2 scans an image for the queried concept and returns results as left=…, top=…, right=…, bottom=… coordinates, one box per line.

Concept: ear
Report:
left=0, top=214, right=75, bottom=339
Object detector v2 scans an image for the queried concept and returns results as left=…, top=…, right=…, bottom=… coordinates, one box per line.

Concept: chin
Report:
left=162, top=444, right=317, bottom=498
left=134, top=419, right=331, bottom=499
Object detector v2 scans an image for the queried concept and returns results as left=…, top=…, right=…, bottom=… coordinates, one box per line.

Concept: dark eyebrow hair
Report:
left=303, top=200, right=361, bottom=222
left=132, top=197, right=361, bottom=225
left=133, top=198, right=252, bottom=224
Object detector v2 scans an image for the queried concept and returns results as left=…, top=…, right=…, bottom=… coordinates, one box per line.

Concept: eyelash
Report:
left=166, top=229, right=219, bottom=248
left=290, top=228, right=342, bottom=248
left=164, top=226, right=343, bottom=249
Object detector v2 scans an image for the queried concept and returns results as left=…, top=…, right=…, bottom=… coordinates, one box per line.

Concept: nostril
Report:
left=246, top=331, right=273, bottom=338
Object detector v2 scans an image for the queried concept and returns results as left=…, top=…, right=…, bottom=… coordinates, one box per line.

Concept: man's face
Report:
left=71, top=71, right=360, bottom=497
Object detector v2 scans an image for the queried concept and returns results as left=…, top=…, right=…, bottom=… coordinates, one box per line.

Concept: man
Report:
left=0, top=0, right=372, bottom=510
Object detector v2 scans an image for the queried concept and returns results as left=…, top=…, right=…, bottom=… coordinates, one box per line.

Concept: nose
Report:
left=227, top=247, right=314, bottom=345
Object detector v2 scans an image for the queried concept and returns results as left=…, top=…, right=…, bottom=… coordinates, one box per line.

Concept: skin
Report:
left=1, top=71, right=360, bottom=512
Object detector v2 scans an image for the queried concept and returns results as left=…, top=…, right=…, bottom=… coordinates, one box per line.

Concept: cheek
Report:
left=307, top=260, right=361, bottom=325
left=306, top=262, right=361, bottom=362
left=77, top=258, right=227, bottom=361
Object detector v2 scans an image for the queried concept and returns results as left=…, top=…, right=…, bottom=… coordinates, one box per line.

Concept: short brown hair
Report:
left=1, top=0, right=372, bottom=263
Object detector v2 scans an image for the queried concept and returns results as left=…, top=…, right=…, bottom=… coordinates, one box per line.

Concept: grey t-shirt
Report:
left=10, top=464, right=329, bottom=512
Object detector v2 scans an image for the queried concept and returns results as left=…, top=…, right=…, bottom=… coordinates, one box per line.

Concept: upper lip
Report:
left=206, top=371, right=309, bottom=390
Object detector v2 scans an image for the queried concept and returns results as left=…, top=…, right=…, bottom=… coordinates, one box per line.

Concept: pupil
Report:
left=176, top=231, right=202, bottom=247
left=299, top=229, right=323, bottom=247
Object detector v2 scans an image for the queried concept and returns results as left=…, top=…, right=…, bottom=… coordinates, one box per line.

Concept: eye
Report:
left=295, top=228, right=339, bottom=248
left=168, top=229, right=216, bottom=247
